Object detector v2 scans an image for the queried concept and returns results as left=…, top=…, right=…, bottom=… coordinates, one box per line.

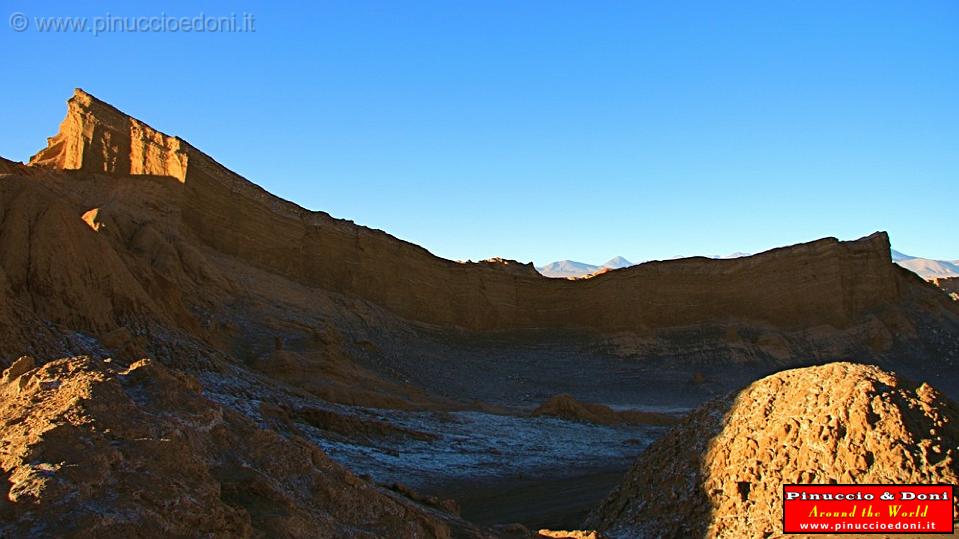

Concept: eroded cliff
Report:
left=18, top=89, right=935, bottom=334
left=3, top=89, right=959, bottom=537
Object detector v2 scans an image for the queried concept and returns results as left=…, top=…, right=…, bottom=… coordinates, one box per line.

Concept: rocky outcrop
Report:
left=478, top=257, right=542, bottom=278
left=537, top=531, right=604, bottom=539
left=585, top=363, right=959, bottom=538
left=0, top=157, right=31, bottom=175
left=532, top=394, right=678, bottom=426
left=0, top=355, right=490, bottom=538
left=0, top=172, right=201, bottom=358
left=19, top=89, right=936, bottom=335
left=29, top=89, right=189, bottom=181
left=933, top=277, right=959, bottom=298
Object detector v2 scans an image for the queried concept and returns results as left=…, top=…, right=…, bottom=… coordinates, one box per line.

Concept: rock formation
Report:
left=0, top=157, right=31, bottom=175
left=0, top=355, right=490, bottom=538
left=2, top=90, right=959, bottom=535
left=10, top=90, right=918, bottom=331
left=532, top=394, right=678, bottom=426
left=29, top=89, right=189, bottom=180
left=932, top=277, right=959, bottom=299
left=3, top=89, right=956, bottom=366
left=586, top=363, right=959, bottom=538
left=537, top=531, right=604, bottom=539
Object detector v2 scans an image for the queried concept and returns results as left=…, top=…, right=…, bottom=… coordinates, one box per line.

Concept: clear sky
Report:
left=2, top=1, right=957, bottom=265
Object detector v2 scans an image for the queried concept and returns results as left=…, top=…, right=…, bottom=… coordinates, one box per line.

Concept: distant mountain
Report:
left=540, top=249, right=959, bottom=280
left=891, top=250, right=959, bottom=279
left=537, top=260, right=601, bottom=278
left=711, top=252, right=751, bottom=259
left=602, top=256, right=634, bottom=269
left=537, top=256, right=634, bottom=278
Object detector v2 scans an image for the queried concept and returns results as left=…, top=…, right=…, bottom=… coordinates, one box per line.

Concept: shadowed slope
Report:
left=0, top=356, right=491, bottom=538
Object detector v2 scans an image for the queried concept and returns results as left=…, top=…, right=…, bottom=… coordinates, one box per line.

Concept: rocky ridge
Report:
left=2, top=90, right=959, bottom=535
left=13, top=90, right=941, bottom=335
left=2, top=89, right=957, bottom=378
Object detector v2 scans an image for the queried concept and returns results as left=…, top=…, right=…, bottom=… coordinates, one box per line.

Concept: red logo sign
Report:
left=783, top=484, right=954, bottom=534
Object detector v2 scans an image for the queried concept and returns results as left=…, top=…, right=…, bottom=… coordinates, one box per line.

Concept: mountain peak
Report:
left=29, top=89, right=190, bottom=182
left=72, top=87, right=107, bottom=108
left=602, top=256, right=633, bottom=269
left=889, top=249, right=959, bottom=278
left=890, top=249, right=913, bottom=262
left=536, top=260, right=599, bottom=278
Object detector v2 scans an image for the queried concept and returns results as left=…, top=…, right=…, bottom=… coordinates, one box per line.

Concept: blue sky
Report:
left=2, top=1, right=957, bottom=265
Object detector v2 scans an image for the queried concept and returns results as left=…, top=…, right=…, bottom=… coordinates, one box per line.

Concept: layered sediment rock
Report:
left=16, top=89, right=938, bottom=335
left=0, top=157, right=31, bottom=175
left=1, top=89, right=956, bottom=406
left=586, top=363, right=959, bottom=538
left=29, top=90, right=189, bottom=180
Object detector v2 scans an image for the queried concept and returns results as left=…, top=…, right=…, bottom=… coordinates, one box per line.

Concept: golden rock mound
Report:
left=586, top=362, right=959, bottom=538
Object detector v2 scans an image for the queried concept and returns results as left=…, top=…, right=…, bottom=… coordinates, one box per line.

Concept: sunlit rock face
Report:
left=586, top=362, right=959, bottom=539
left=30, top=89, right=189, bottom=181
